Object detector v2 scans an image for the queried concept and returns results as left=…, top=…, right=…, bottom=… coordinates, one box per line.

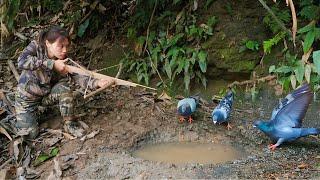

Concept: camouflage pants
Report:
left=15, top=81, right=74, bottom=138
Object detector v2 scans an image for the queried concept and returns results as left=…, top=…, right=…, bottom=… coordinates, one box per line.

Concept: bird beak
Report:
left=213, top=121, right=217, bottom=124
left=252, top=125, right=256, bottom=128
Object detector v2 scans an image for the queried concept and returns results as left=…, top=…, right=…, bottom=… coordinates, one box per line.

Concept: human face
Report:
left=46, top=37, right=69, bottom=60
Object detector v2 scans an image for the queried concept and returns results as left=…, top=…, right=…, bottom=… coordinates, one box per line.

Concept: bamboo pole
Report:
left=65, top=65, right=157, bottom=91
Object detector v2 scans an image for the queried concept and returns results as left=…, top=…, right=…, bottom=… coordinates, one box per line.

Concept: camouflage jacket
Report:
left=17, top=40, right=98, bottom=100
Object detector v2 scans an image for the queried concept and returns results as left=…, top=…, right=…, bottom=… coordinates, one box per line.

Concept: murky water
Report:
left=133, top=142, right=244, bottom=164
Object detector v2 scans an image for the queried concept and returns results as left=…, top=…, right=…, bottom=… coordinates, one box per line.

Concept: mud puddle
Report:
left=132, top=142, right=245, bottom=164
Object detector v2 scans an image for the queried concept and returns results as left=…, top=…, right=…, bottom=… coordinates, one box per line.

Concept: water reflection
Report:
left=133, top=142, right=244, bottom=164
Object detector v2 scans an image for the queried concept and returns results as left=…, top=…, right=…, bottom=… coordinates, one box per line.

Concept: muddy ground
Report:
left=1, top=82, right=320, bottom=179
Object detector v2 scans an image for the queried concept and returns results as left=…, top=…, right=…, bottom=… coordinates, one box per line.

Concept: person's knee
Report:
left=59, top=92, right=74, bottom=117
left=16, top=113, right=39, bottom=139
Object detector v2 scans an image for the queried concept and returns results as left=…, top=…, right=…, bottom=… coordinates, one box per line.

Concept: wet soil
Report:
left=21, top=84, right=320, bottom=179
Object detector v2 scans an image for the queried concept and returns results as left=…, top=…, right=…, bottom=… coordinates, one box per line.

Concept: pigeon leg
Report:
left=268, top=138, right=284, bottom=151
left=188, top=116, right=193, bottom=124
left=179, top=116, right=185, bottom=123
left=227, top=123, right=232, bottom=130
left=268, top=144, right=278, bottom=151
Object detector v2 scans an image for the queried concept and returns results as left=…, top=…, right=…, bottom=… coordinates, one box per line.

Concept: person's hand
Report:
left=53, top=59, right=68, bottom=75
left=97, top=78, right=115, bottom=88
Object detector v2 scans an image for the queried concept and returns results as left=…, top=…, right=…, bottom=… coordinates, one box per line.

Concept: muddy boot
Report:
left=63, top=120, right=86, bottom=138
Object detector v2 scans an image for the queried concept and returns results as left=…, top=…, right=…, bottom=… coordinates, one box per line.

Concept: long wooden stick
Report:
left=83, top=79, right=115, bottom=99
left=65, top=65, right=157, bottom=91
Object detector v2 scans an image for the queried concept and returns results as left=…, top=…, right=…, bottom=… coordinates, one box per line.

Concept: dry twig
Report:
left=7, top=60, right=19, bottom=82
left=228, top=75, right=276, bottom=88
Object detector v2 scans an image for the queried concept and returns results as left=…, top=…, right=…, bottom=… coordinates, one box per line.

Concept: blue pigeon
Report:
left=253, top=83, right=320, bottom=150
left=177, top=94, right=200, bottom=123
left=211, top=90, right=234, bottom=130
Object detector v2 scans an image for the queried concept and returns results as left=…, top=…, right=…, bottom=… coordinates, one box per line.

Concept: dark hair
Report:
left=38, top=26, right=69, bottom=48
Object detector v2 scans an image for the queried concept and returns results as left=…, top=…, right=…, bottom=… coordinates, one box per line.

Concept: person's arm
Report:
left=72, top=74, right=114, bottom=90
left=17, top=41, right=54, bottom=70
left=72, top=74, right=99, bottom=90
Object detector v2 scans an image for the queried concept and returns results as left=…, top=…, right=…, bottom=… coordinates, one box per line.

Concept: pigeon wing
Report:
left=270, top=84, right=312, bottom=128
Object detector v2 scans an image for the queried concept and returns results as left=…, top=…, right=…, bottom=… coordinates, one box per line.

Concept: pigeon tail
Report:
left=300, top=128, right=320, bottom=137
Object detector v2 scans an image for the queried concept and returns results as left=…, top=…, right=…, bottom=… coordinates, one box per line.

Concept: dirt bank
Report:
left=7, top=85, right=315, bottom=179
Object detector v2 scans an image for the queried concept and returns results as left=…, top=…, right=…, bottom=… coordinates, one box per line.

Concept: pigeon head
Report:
left=212, top=112, right=224, bottom=124
left=212, top=114, right=218, bottom=124
left=253, top=120, right=271, bottom=133
left=177, top=104, right=192, bottom=117
left=226, top=90, right=234, bottom=100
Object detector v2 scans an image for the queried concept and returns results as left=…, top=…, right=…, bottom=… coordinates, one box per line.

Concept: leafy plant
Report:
left=239, top=40, right=259, bottom=52
left=299, top=0, right=320, bottom=21
left=33, top=147, right=59, bottom=167
left=269, top=50, right=320, bottom=90
left=297, top=22, right=320, bottom=53
left=123, top=1, right=216, bottom=93
left=263, top=31, right=286, bottom=54
left=42, top=0, right=63, bottom=13
left=263, top=6, right=291, bottom=34
left=205, top=0, right=215, bottom=10
left=4, top=0, right=21, bottom=31
left=77, top=19, right=90, bottom=37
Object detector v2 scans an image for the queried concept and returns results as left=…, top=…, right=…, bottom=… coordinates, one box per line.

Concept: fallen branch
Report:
left=7, top=60, right=20, bottom=82
left=0, top=126, right=12, bottom=141
left=115, top=63, right=123, bottom=79
left=228, top=75, right=276, bottom=88
left=0, top=157, right=13, bottom=170
left=46, top=129, right=76, bottom=140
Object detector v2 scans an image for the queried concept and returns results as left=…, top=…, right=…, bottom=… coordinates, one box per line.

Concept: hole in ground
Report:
left=133, top=141, right=246, bottom=164
left=130, top=129, right=248, bottom=165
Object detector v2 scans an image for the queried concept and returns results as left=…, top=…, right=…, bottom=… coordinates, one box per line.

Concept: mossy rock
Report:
left=201, top=0, right=267, bottom=74
left=207, top=45, right=259, bottom=73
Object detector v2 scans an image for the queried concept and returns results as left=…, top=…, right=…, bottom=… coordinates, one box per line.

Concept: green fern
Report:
left=263, top=31, right=286, bottom=54
left=298, top=0, right=320, bottom=21
left=263, top=6, right=290, bottom=34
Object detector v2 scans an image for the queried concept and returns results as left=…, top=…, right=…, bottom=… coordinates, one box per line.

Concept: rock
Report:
left=202, top=0, right=267, bottom=75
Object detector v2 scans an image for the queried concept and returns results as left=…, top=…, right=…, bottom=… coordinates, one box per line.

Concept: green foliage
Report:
left=4, top=0, right=21, bottom=30
left=77, top=19, right=90, bottom=37
left=313, top=50, right=320, bottom=75
left=239, top=40, right=259, bottom=52
left=298, top=0, right=320, bottom=21
left=224, top=2, right=233, bottom=16
left=269, top=51, right=320, bottom=90
left=205, top=0, right=215, bottom=9
left=263, top=31, right=286, bottom=54
left=263, top=6, right=290, bottom=34
left=123, top=1, right=216, bottom=93
left=33, top=147, right=59, bottom=166
left=267, top=0, right=320, bottom=91
left=42, top=0, right=63, bottom=13
left=298, top=22, right=320, bottom=53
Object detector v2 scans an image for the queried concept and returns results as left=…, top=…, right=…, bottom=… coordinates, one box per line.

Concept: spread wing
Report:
left=270, top=84, right=312, bottom=128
